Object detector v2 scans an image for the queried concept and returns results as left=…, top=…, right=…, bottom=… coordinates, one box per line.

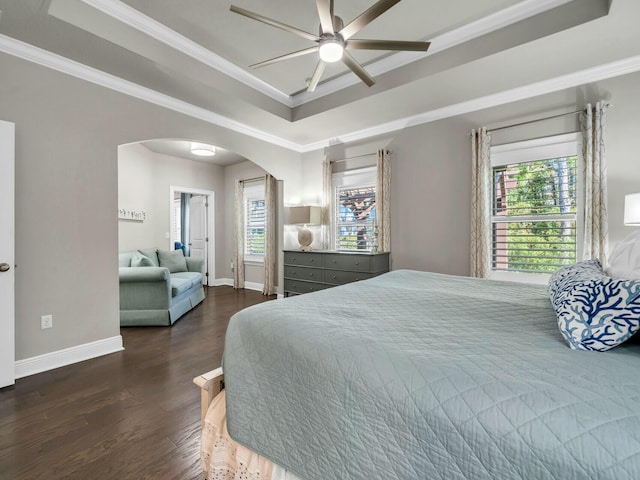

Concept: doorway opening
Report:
left=170, top=186, right=215, bottom=287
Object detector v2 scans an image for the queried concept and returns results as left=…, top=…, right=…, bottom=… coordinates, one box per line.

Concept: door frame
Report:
left=169, top=186, right=215, bottom=286
left=0, top=120, right=15, bottom=388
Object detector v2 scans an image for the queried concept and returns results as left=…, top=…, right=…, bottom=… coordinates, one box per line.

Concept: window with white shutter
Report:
left=332, top=167, right=377, bottom=252
left=490, top=133, right=582, bottom=281
left=244, top=183, right=266, bottom=261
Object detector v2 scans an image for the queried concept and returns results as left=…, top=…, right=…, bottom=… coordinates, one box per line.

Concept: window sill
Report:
left=244, top=257, right=264, bottom=266
left=489, top=270, right=551, bottom=285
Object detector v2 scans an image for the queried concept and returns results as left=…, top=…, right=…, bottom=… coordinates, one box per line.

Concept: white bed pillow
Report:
left=606, top=230, right=640, bottom=280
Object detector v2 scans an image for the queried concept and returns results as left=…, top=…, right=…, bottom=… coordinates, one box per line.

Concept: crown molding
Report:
left=0, top=34, right=302, bottom=152
left=78, top=0, right=571, bottom=108
left=79, top=0, right=293, bottom=106
left=2, top=33, right=639, bottom=155
left=300, top=54, right=640, bottom=152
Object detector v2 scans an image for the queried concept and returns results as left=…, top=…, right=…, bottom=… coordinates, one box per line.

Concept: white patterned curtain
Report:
left=376, top=149, right=391, bottom=251
left=321, top=157, right=332, bottom=250
left=581, top=102, right=609, bottom=265
left=233, top=180, right=245, bottom=289
left=470, top=127, right=492, bottom=278
left=262, top=174, right=277, bottom=295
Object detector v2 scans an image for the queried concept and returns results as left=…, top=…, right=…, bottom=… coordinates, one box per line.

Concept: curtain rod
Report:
left=487, top=103, right=612, bottom=134
left=240, top=176, right=264, bottom=183
left=331, top=150, right=391, bottom=163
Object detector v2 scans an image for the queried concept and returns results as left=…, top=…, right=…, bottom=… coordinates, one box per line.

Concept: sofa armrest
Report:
left=119, top=267, right=171, bottom=310
left=186, top=257, right=204, bottom=273
left=119, top=267, right=170, bottom=283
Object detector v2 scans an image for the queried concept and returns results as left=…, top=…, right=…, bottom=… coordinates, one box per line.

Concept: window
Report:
left=333, top=167, right=377, bottom=251
left=490, top=133, right=581, bottom=281
left=244, top=183, right=265, bottom=261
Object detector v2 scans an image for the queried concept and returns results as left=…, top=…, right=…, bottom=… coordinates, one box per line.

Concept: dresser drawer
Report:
left=284, top=266, right=323, bottom=282
left=324, top=269, right=372, bottom=285
left=284, top=279, right=326, bottom=295
left=283, top=251, right=323, bottom=268
left=323, top=253, right=372, bottom=272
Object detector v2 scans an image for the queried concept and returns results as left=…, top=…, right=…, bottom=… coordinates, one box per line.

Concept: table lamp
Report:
left=288, top=206, right=322, bottom=251
left=624, top=193, right=640, bottom=226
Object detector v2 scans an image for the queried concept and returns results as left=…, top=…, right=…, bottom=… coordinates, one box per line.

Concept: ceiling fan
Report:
left=230, top=0, right=431, bottom=92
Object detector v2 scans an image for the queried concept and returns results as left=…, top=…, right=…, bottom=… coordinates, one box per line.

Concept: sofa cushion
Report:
left=118, top=252, right=133, bottom=267
left=172, top=271, right=203, bottom=288
left=131, top=252, right=155, bottom=267
left=138, top=248, right=159, bottom=267
left=170, top=277, right=192, bottom=297
left=158, top=249, right=188, bottom=273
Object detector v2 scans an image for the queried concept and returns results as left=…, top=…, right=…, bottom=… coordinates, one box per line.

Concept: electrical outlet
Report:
left=41, top=314, right=53, bottom=330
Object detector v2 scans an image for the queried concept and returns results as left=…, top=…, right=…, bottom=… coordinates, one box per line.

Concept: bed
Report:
left=195, top=269, right=640, bottom=480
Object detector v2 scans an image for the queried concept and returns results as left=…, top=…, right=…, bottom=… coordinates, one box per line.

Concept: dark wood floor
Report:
left=0, top=287, right=275, bottom=480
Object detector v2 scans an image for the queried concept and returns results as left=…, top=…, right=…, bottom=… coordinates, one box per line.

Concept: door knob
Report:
left=0, top=263, right=10, bottom=272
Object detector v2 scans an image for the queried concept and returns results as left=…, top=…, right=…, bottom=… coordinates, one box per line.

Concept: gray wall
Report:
left=118, top=143, right=226, bottom=280
left=0, top=52, right=299, bottom=361
left=301, top=71, right=640, bottom=276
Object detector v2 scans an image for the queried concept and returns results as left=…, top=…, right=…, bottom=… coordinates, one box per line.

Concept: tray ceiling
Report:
left=0, top=0, right=633, bottom=149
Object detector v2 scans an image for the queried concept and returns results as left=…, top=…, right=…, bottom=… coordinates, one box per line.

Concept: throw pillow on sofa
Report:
left=158, top=249, right=188, bottom=273
left=548, top=260, right=640, bottom=351
left=131, top=252, right=155, bottom=267
left=138, top=248, right=159, bottom=266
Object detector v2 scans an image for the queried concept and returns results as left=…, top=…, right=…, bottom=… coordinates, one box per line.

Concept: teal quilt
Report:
left=224, top=270, right=640, bottom=479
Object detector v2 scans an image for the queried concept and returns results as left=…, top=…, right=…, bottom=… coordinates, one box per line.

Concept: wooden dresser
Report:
left=283, top=250, right=390, bottom=296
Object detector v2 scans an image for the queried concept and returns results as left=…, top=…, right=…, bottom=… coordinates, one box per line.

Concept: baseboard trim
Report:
left=15, top=335, right=124, bottom=379
left=213, top=278, right=264, bottom=292
left=244, top=281, right=264, bottom=292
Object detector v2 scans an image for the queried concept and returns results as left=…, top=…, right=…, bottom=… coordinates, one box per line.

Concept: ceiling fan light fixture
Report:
left=318, top=38, right=344, bottom=63
left=191, top=143, right=216, bottom=157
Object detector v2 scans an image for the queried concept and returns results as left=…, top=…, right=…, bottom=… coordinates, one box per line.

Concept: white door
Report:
left=189, top=195, right=208, bottom=283
left=0, top=121, right=15, bottom=388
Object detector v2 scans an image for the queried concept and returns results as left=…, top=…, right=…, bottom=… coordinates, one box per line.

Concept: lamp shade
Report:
left=624, top=193, right=640, bottom=226
left=287, top=206, right=322, bottom=225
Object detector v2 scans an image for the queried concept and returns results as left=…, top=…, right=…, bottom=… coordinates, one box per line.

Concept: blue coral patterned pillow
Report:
left=547, top=259, right=603, bottom=299
left=549, top=261, right=640, bottom=351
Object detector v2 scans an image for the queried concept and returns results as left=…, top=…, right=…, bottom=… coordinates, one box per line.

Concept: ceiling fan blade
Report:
left=307, top=60, right=327, bottom=92
left=230, top=5, right=320, bottom=42
left=317, top=0, right=334, bottom=35
left=341, top=51, right=375, bottom=87
left=250, top=46, right=319, bottom=69
left=347, top=39, right=431, bottom=52
left=339, top=0, right=401, bottom=40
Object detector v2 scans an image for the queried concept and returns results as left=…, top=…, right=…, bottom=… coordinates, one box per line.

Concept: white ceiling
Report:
left=141, top=140, right=248, bottom=166
left=0, top=0, right=637, bottom=152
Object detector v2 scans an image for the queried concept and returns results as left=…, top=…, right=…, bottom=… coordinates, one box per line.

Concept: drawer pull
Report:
left=355, top=262, right=360, bottom=266
left=310, top=259, right=314, bottom=263
left=309, top=273, right=314, bottom=277
left=333, top=260, right=337, bottom=264
left=332, top=275, right=337, bottom=279
left=355, top=278, right=359, bottom=281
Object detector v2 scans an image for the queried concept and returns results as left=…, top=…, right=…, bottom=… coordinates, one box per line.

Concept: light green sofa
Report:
left=118, top=248, right=205, bottom=326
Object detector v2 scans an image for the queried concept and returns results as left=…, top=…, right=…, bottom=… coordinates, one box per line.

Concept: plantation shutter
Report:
left=334, top=184, right=376, bottom=251
left=491, top=156, right=578, bottom=273
left=243, top=182, right=266, bottom=258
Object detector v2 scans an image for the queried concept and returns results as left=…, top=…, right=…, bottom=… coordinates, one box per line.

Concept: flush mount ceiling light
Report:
left=230, top=0, right=430, bottom=92
left=191, top=143, right=216, bottom=157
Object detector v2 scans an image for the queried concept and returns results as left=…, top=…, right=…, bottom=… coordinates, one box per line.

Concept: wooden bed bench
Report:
left=193, top=367, right=224, bottom=427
